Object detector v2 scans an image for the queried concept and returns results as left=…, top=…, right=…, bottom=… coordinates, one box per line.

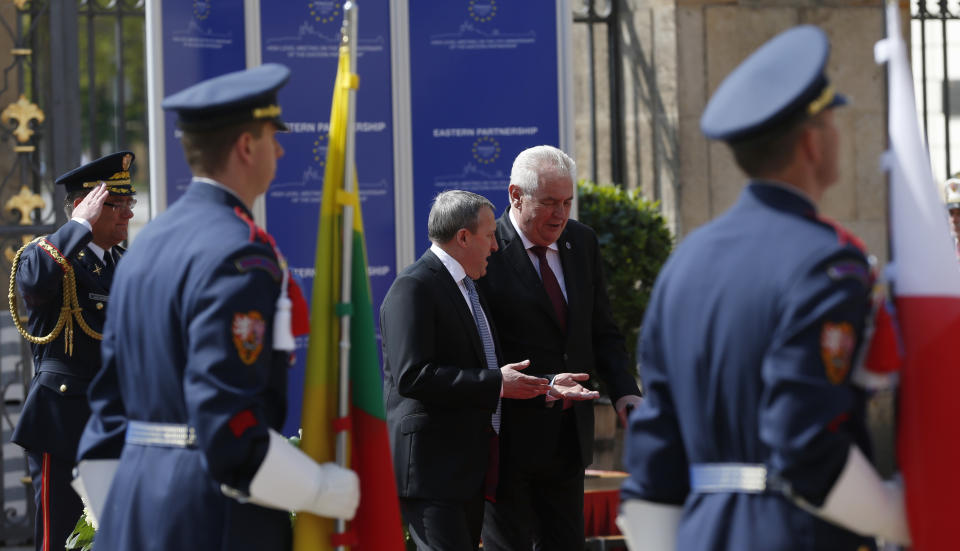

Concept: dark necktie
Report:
left=530, top=245, right=567, bottom=333
left=103, top=250, right=114, bottom=269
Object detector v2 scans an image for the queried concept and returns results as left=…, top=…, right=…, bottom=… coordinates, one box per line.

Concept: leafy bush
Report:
left=576, top=180, right=673, bottom=378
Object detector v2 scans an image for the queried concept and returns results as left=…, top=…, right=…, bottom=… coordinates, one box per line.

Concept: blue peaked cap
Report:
left=55, top=151, right=136, bottom=196
left=162, top=63, right=291, bottom=132
left=700, top=25, right=847, bottom=142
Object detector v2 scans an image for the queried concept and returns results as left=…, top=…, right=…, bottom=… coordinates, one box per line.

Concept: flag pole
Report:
left=336, top=2, right=359, bottom=549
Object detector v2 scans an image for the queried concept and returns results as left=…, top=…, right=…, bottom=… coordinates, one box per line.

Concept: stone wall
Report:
left=583, top=0, right=908, bottom=268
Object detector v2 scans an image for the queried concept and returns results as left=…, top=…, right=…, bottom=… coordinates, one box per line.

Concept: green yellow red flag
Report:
left=294, top=21, right=404, bottom=551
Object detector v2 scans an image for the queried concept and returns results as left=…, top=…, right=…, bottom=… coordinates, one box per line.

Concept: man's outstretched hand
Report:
left=501, top=360, right=551, bottom=399
left=546, top=372, right=600, bottom=403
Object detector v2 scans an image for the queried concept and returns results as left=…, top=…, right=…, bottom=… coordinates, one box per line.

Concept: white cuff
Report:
left=71, top=217, right=92, bottom=233
left=617, top=498, right=683, bottom=551
left=245, top=429, right=359, bottom=520
left=808, top=445, right=911, bottom=545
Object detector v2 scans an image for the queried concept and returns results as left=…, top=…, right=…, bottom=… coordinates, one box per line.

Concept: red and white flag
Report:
left=876, top=3, right=960, bottom=547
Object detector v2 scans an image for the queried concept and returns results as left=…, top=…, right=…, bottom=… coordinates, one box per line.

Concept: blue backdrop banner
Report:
left=408, top=0, right=562, bottom=251
left=261, top=1, right=396, bottom=436
left=152, top=1, right=565, bottom=437
left=161, top=0, right=247, bottom=205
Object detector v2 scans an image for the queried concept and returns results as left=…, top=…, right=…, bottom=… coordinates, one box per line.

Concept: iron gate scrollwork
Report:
left=0, top=0, right=145, bottom=544
left=0, top=0, right=55, bottom=543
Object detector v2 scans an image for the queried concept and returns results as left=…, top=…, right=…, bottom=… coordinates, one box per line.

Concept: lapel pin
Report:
left=565, top=242, right=571, bottom=249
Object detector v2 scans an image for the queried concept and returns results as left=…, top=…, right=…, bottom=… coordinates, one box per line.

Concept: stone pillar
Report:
left=618, top=0, right=893, bottom=267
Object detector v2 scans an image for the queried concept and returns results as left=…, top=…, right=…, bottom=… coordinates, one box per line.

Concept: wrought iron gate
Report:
left=573, top=0, right=625, bottom=189
left=912, top=0, right=960, bottom=182
left=0, top=0, right=145, bottom=544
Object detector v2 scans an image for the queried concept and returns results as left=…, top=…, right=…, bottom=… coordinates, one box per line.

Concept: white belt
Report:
left=689, top=463, right=769, bottom=493
left=126, top=421, right=197, bottom=448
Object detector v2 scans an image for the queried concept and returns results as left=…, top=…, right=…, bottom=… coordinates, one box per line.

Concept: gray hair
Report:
left=428, top=190, right=495, bottom=244
left=509, top=145, right=576, bottom=197
left=63, top=190, right=89, bottom=218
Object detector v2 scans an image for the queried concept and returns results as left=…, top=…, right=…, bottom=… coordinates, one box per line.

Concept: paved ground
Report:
left=2, top=315, right=33, bottom=549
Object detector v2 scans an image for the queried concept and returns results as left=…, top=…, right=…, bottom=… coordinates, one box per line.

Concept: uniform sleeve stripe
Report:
left=228, top=409, right=258, bottom=438
left=38, top=238, right=70, bottom=272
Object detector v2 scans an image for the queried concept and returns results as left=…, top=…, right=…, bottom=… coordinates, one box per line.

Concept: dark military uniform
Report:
left=11, top=151, right=134, bottom=551
left=76, top=64, right=313, bottom=550
left=620, top=25, right=891, bottom=550
left=77, top=180, right=293, bottom=550
left=621, top=182, right=876, bottom=550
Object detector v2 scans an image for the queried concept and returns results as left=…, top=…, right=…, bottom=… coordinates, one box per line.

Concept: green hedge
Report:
left=577, top=180, right=673, bottom=376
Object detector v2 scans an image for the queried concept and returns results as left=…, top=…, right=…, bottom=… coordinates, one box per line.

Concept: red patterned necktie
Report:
left=530, top=245, right=567, bottom=333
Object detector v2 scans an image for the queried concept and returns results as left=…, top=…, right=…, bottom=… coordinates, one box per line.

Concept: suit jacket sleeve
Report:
left=380, top=273, right=501, bottom=410
left=585, top=228, right=641, bottom=402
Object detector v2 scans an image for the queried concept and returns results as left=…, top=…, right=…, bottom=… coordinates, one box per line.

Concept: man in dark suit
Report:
left=74, top=64, right=358, bottom=550
left=10, top=151, right=136, bottom=551
left=478, top=145, right=643, bottom=551
left=380, top=190, right=554, bottom=551
left=619, top=25, right=910, bottom=550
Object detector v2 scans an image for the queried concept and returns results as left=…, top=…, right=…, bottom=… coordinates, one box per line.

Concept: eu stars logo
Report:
left=472, top=136, right=500, bottom=165
left=193, top=0, right=211, bottom=20
left=313, top=134, right=328, bottom=169
left=469, top=0, right=497, bottom=23
left=309, top=0, right=342, bottom=25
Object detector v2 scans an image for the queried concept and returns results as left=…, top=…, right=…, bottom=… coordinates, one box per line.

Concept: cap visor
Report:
left=828, top=92, right=849, bottom=110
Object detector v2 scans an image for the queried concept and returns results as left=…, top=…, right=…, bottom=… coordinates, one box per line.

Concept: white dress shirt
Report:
left=509, top=208, right=568, bottom=300
left=430, top=243, right=503, bottom=396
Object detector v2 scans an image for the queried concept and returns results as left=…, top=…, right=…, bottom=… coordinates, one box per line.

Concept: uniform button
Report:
left=78, top=251, right=85, bottom=258
left=59, top=384, right=67, bottom=393
left=96, top=302, right=104, bottom=310
left=563, top=353, right=568, bottom=361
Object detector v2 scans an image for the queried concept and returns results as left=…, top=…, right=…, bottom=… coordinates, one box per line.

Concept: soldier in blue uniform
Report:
left=9, top=151, right=136, bottom=551
left=618, top=26, right=912, bottom=550
left=74, top=64, right=359, bottom=550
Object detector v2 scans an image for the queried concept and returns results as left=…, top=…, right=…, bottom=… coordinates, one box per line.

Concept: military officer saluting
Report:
left=74, top=64, right=359, bottom=550
left=618, top=26, right=912, bottom=550
left=9, top=151, right=136, bottom=551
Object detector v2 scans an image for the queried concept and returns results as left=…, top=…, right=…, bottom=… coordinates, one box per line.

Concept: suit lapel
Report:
left=423, top=250, right=485, bottom=364
left=497, top=210, right=565, bottom=331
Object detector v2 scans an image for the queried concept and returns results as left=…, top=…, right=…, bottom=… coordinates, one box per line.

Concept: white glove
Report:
left=71, top=459, right=119, bottom=527
left=805, top=445, right=911, bottom=546
left=246, top=429, right=360, bottom=520
left=617, top=498, right=683, bottom=551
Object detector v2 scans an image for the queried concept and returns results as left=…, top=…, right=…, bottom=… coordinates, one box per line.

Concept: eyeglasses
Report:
left=103, top=199, right=137, bottom=213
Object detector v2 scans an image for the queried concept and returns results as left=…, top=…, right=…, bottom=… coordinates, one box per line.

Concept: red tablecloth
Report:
left=583, top=470, right=626, bottom=538
left=584, top=489, right=621, bottom=537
